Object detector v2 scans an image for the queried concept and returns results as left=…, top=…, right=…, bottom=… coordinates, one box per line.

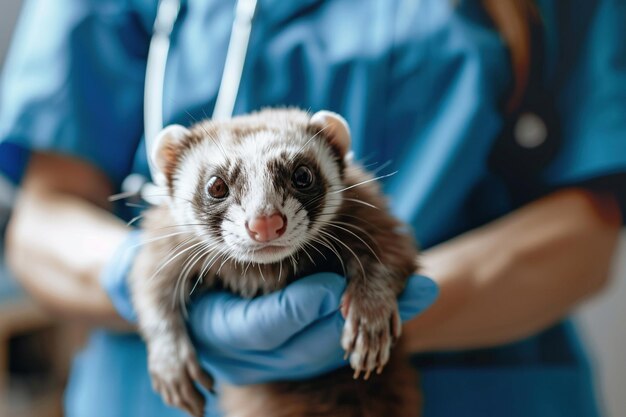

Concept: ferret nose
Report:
left=246, top=212, right=287, bottom=242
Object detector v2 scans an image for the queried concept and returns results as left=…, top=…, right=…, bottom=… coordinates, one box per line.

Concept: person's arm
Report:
left=404, top=188, right=622, bottom=352
left=5, top=152, right=131, bottom=330
left=7, top=153, right=620, bottom=345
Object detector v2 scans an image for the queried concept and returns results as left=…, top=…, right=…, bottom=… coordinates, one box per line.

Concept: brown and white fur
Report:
left=129, top=108, right=421, bottom=417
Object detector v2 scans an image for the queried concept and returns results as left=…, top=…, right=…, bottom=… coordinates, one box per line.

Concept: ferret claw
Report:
left=341, top=296, right=400, bottom=379
left=148, top=340, right=211, bottom=417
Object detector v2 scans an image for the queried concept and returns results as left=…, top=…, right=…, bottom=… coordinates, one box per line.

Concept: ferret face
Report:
left=154, top=109, right=351, bottom=264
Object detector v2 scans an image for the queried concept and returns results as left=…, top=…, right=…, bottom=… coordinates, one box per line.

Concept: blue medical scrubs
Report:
left=1, top=0, right=625, bottom=416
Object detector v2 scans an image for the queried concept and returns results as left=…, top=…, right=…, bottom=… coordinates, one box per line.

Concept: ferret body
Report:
left=130, top=108, right=421, bottom=417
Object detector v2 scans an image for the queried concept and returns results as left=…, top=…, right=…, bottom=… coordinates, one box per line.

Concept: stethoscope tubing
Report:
left=127, top=0, right=258, bottom=204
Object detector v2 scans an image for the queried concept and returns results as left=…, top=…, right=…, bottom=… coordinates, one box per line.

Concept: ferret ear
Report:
left=310, top=110, right=351, bottom=158
left=151, top=124, right=191, bottom=174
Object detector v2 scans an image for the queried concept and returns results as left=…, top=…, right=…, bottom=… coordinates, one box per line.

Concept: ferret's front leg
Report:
left=340, top=260, right=406, bottom=379
left=130, top=243, right=213, bottom=417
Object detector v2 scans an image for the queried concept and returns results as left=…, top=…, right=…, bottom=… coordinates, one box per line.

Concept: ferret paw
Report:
left=340, top=295, right=402, bottom=380
left=148, top=339, right=214, bottom=417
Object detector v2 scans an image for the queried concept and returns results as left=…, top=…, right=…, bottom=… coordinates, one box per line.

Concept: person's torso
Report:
left=128, top=0, right=514, bottom=248
left=69, top=1, right=601, bottom=416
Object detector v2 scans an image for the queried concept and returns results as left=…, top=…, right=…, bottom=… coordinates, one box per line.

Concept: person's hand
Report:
left=99, top=234, right=439, bottom=386
left=188, top=273, right=438, bottom=386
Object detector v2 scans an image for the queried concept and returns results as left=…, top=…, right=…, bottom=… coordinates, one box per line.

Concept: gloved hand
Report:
left=99, top=232, right=439, bottom=387
left=99, top=229, right=141, bottom=323
left=188, top=273, right=438, bottom=386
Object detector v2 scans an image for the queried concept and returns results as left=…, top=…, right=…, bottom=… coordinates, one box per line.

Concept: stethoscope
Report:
left=112, top=0, right=558, bottom=207
left=113, top=0, right=258, bottom=205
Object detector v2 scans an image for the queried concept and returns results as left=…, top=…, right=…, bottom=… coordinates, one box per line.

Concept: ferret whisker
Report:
left=184, top=109, right=200, bottom=125
left=203, top=245, right=226, bottom=269
left=318, top=218, right=381, bottom=248
left=181, top=242, right=217, bottom=302
left=174, top=245, right=218, bottom=305
left=318, top=229, right=366, bottom=278
left=189, top=245, right=221, bottom=297
left=189, top=272, right=204, bottom=299
left=328, top=171, right=398, bottom=195
left=291, top=124, right=332, bottom=162
left=309, top=234, right=337, bottom=256
left=144, top=233, right=189, bottom=246
left=289, top=254, right=297, bottom=271
left=197, top=121, right=229, bottom=160
left=203, top=248, right=228, bottom=276
left=175, top=243, right=206, bottom=314
left=258, top=264, right=266, bottom=283
left=303, top=240, right=327, bottom=261
left=299, top=243, right=316, bottom=265
left=127, top=214, right=144, bottom=227
left=362, top=161, right=380, bottom=169
left=152, top=223, right=212, bottom=231
left=108, top=191, right=141, bottom=202
left=370, top=159, right=393, bottom=175
left=302, top=193, right=327, bottom=209
left=200, top=109, right=228, bottom=159
left=342, top=198, right=380, bottom=210
left=319, top=221, right=381, bottom=264
left=131, top=230, right=192, bottom=248
left=174, top=241, right=211, bottom=309
left=309, top=235, right=346, bottom=275
left=334, top=212, right=385, bottom=227
left=148, top=240, right=206, bottom=283
left=197, top=254, right=214, bottom=282
left=327, top=220, right=382, bottom=249
left=298, top=195, right=333, bottom=217
left=138, top=234, right=196, bottom=264
left=196, top=249, right=226, bottom=294
left=216, top=252, right=234, bottom=276
left=141, top=194, right=197, bottom=205
left=180, top=243, right=206, bottom=281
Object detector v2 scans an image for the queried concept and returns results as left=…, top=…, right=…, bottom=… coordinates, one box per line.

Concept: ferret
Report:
left=129, top=108, right=422, bottom=417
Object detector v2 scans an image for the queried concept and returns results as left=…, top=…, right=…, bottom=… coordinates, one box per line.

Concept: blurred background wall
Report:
left=0, top=1, right=624, bottom=416
left=578, top=238, right=626, bottom=417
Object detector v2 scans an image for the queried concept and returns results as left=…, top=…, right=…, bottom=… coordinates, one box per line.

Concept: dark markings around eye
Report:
left=227, top=159, right=246, bottom=205
left=305, top=125, right=346, bottom=180
left=266, top=154, right=328, bottom=226
left=229, top=163, right=242, bottom=185
left=193, top=166, right=229, bottom=241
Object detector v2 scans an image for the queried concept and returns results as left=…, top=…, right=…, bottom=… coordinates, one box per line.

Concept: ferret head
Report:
left=152, top=109, right=351, bottom=264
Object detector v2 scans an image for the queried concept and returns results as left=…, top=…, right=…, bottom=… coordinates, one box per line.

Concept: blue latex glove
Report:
left=100, top=232, right=439, bottom=387
left=99, top=229, right=141, bottom=323
left=188, top=273, right=438, bottom=386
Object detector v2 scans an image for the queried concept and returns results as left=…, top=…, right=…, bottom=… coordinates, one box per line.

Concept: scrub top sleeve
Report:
left=542, top=0, right=626, bottom=217
left=0, top=0, right=149, bottom=187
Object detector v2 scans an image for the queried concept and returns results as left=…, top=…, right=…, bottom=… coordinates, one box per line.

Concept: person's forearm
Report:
left=6, top=153, right=131, bottom=329
left=404, top=188, right=622, bottom=352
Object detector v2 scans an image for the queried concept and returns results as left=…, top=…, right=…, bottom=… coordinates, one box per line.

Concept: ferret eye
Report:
left=207, top=176, right=229, bottom=199
left=292, top=166, right=314, bottom=189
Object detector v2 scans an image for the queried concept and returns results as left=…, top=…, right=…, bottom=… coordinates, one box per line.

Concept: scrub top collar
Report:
left=242, top=0, right=323, bottom=25
left=173, top=0, right=323, bottom=26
